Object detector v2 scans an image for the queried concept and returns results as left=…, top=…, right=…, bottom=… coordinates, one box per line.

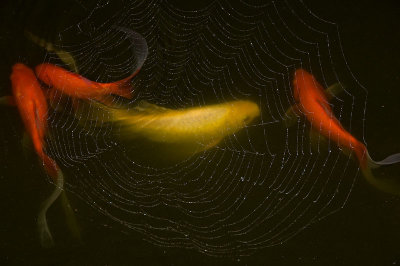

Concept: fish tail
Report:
left=359, top=149, right=400, bottom=195
left=109, top=82, right=134, bottom=99
left=38, top=151, right=59, bottom=179
left=37, top=168, right=64, bottom=248
left=60, top=191, right=81, bottom=242
left=106, top=72, right=138, bottom=99
left=367, top=150, right=400, bottom=168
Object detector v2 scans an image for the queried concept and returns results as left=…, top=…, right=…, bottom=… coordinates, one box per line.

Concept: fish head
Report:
left=293, top=68, right=327, bottom=104
left=11, top=63, right=33, bottom=84
left=12, top=63, right=29, bottom=72
left=34, top=63, right=52, bottom=85
left=230, top=100, right=260, bottom=126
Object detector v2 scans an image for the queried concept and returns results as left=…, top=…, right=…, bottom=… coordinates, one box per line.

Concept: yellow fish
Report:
left=87, top=100, right=260, bottom=156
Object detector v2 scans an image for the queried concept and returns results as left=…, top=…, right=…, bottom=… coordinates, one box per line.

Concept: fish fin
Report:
left=133, top=100, right=171, bottom=113
left=25, top=30, right=79, bottom=73
left=357, top=150, right=400, bottom=195
left=108, top=82, right=134, bottom=99
left=105, top=27, right=148, bottom=99
left=283, top=103, right=302, bottom=128
left=55, top=50, right=79, bottom=73
left=325, top=83, right=344, bottom=100
left=113, top=27, right=148, bottom=75
left=37, top=168, right=63, bottom=248
left=60, top=191, right=81, bottom=242
left=367, top=151, right=400, bottom=168
left=361, top=164, right=400, bottom=196
left=38, top=152, right=60, bottom=179
left=25, top=30, right=54, bottom=51
left=0, top=96, right=16, bottom=106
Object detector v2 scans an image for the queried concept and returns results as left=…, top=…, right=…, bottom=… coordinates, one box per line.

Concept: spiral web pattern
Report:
left=39, top=0, right=367, bottom=257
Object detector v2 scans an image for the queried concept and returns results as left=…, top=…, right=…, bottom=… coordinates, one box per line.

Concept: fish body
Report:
left=10, top=63, right=58, bottom=177
left=35, top=63, right=134, bottom=100
left=101, top=100, right=260, bottom=152
left=293, top=69, right=367, bottom=166
left=34, top=28, right=148, bottom=102
left=292, top=68, right=400, bottom=194
left=10, top=63, right=80, bottom=246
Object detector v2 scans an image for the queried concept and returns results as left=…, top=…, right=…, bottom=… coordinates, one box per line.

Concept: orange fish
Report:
left=8, top=63, right=80, bottom=247
left=291, top=68, right=400, bottom=194
left=10, top=63, right=59, bottom=177
left=35, top=63, right=135, bottom=101
left=35, top=27, right=148, bottom=102
left=9, top=63, right=65, bottom=247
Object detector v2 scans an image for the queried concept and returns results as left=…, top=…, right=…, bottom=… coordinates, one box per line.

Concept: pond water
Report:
left=0, top=0, right=399, bottom=265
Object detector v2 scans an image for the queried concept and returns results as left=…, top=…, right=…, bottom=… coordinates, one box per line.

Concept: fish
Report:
left=35, top=63, right=135, bottom=101
left=10, top=63, right=59, bottom=177
left=35, top=27, right=148, bottom=103
left=290, top=68, right=400, bottom=194
left=8, top=63, right=80, bottom=247
left=84, top=100, right=260, bottom=155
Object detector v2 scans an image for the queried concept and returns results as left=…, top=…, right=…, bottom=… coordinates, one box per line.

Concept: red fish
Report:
left=35, top=27, right=148, bottom=103
left=292, top=68, right=400, bottom=194
left=9, top=63, right=80, bottom=247
left=10, top=63, right=58, bottom=178
left=35, top=63, right=135, bottom=101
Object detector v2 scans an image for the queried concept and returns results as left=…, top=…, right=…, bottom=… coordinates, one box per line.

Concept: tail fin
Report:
left=367, top=152, right=400, bottom=168
left=60, top=191, right=81, bottom=242
left=37, top=168, right=63, bottom=248
left=105, top=27, right=148, bottom=99
left=107, top=80, right=134, bottom=99
left=361, top=151, right=400, bottom=195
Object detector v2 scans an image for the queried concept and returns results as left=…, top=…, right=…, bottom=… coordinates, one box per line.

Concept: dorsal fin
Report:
left=325, top=83, right=344, bottom=100
left=133, top=100, right=171, bottom=114
left=25, top=31, right=79, bottom=73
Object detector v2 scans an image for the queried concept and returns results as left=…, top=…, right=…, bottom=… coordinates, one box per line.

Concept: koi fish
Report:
left=291, top=68, right=400, bottom=194
left=10, top=63, right=58, bottom=177
left=83, top=100, right=260, bottom=156
left=8, top=63, right=79, bottom=247
left=35, top=27, right=148, bottom=102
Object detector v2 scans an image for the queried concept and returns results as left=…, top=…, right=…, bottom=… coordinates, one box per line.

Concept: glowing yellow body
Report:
left=109, top=100, right=260, bottom=151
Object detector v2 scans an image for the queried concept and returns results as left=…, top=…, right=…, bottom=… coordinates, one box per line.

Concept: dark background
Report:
left=0, top=0, right=399, bottom=265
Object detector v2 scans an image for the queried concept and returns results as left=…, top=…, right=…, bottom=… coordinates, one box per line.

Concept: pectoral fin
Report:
left=325, top=83, right=345, bottom=100
left=283, top=103, right=302, bottom=128
left=25, top=30, right=79, bottom=73
left=0, top=96, right=16, bottom=106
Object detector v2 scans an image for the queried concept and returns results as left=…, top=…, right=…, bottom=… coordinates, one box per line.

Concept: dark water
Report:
left=0, top=0, right=399, bottom=265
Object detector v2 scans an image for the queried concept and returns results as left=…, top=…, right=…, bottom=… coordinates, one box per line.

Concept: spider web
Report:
left=32, top=0, right=368, bottom=257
